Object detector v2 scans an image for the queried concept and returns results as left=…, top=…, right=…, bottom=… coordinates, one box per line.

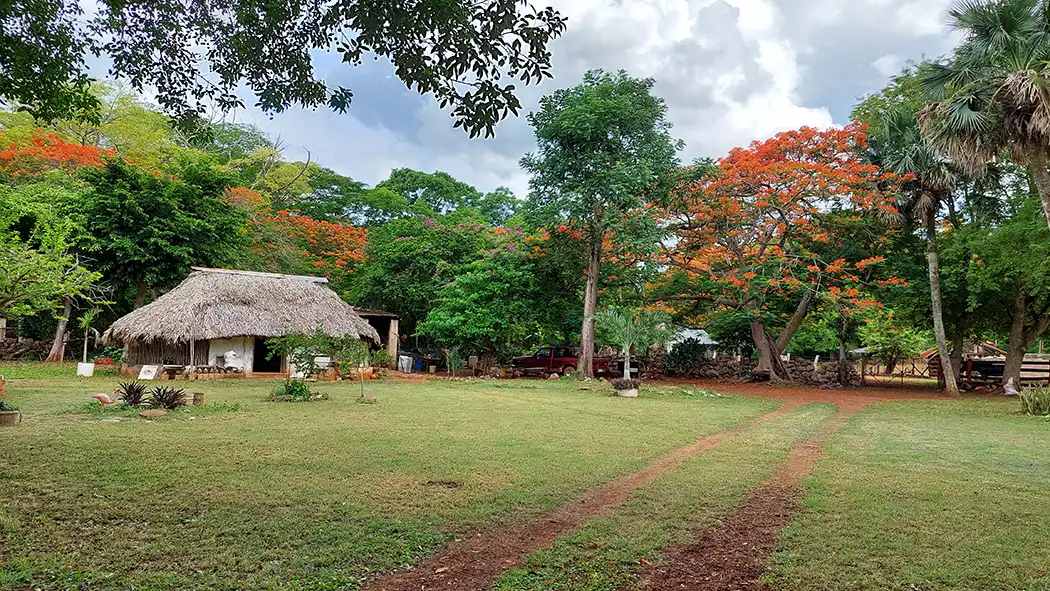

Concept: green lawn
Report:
left=2, top=365, right=1047, bottom=591
left=0, top=365, right=775, bottom=590
left=768, top=399, right=1050, bottom=591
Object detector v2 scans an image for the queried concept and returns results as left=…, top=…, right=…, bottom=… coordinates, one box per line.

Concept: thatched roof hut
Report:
left=103, top=268, right=379, bottom=371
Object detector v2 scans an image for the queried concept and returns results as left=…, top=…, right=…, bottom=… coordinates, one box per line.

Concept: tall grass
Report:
left=1019, top=386, right=1050, bottom=416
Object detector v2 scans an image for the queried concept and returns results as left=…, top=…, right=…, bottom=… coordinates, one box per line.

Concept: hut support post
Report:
left=386, top=319, right=399, bottom=363
left=189, top=340, right=195, bottom=371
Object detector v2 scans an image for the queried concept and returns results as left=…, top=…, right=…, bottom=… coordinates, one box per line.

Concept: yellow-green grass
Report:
left=495, top=403, right=837, bottom=591
left=768, top=399, right=1050, bottom=591
left=0, top=365, right=776, bottom=590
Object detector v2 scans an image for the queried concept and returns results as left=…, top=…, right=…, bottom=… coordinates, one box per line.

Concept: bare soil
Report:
left=360, top=403, right=801, bottom=591
left=637, top=405, right=865, bottom=591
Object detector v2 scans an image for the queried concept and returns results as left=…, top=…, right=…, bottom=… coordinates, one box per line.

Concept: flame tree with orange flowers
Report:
left=656, top=123, right=903, bottom=382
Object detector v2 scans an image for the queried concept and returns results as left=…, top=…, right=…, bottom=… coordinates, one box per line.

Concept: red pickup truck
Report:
left=511, top=346, right=630, bottom=376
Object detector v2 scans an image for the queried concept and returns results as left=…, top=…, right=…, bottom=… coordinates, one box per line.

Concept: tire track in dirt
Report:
left=361, top=402, right=802, bottom=591
left=637, top=402, right=868, bottom=591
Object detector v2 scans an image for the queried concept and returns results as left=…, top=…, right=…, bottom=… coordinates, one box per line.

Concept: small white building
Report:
left=102, top=267, right=380, bottom=376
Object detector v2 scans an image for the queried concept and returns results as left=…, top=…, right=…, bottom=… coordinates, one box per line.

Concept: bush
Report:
left=0, top=399, right=17, bottom=411
left=149, top=386, right=186, bottom=410
left=118, top=381, right=148, bottom=406
left=1020, top=386, right=1050, bottom=416
left=661, top=338, right=714, bottom=377
left=611, top=378, right=640, bottom=391
left=269, top=380, right=314, bottom=402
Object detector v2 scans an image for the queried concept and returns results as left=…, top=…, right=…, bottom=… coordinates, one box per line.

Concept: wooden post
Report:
left=386, top=318, right=399, bottom=364
left=860, top=356, right=867, bottom=386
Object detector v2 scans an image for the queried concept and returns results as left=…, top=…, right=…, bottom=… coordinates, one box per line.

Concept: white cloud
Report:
left=237, top=0, right=956, bottom=194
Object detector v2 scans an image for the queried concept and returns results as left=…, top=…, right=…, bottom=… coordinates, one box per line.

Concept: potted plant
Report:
left=610, top=377, right=640, bottom=398
left=76, top=309, right=99, bottom=377
left=596, top=307, right=672, bottom=398
left=0, top=376, right=20, bottom=426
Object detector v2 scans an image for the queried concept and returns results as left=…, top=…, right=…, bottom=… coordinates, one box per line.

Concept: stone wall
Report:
left=0, top=340, right=52, bottom=361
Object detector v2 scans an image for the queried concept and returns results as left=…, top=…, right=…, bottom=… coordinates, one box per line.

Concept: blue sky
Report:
left=228, top=0, right=960, bottom=197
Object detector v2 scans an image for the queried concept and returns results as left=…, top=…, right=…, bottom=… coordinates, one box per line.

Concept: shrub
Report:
left=611, top=378, right=640, bottom=391
left=269, top=380, right=314, bottom=402
left=1020, top=386, right=1050, bottom=417
left=149, top=386, right=186, bottom=410
left=661, top=338, right=714, bottom=377
left=117, top=381, right=148, bottom=406
left=0, top=399, right=17, bottom=411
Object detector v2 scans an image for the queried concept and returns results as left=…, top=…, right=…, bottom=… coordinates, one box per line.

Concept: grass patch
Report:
left=0, top=367, right=776, bottom=590
left=767, top=398, right=1050, bottom=591
left=495, top=403, right=837, bottom=591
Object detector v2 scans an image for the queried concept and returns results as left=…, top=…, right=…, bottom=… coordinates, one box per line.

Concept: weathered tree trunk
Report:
left=578, top=233, right=603, bottom=379
left=751, top=322, right=791, bottom=382
left=1027, top=150, right=1050, bottom=232
left=838, top=314, right=849, bottom=386
left=134, top=281, right=148, bottom=309
left=776, top=289, right=814, bottom=354
left=950, top=312, right=968, bottom=385
left=1003, top=288, right=1028, bottom=387
left=926, top=215, right=959, bottom=396
left=45, top=297, right=73, bottom=362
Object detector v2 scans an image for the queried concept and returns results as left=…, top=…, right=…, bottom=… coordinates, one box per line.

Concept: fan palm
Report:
left=871, top=107, right=962, bottom=395
left=918, top=0, right=1050, bottom=230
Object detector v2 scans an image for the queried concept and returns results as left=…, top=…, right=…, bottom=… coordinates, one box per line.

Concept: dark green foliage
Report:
left=269, top=380, right=314, bottom=402
left=76, top=159, right=250, bottom=295
left=660, top=338, right=714, bottom=377
left=1020, top=387, right=1050, bottom=417
left=0, top=399, right=17, bottom=411
left=117, top=381, right=148, bottom=406
left=8, top=1, right=565, bottom=138
left=148, top=386, right=185, bottom=410
left=0, top=0, right=98, bottom=123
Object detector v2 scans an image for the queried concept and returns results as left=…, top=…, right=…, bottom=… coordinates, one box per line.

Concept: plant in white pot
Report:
left=596, top=307, right=671, bottom=398
left=76, top=308, right=99, bottom=377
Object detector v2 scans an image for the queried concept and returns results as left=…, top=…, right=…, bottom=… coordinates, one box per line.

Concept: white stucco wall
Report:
left=208, top=336, right=254, bottom=372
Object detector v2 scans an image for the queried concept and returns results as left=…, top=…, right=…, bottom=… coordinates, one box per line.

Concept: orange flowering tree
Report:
left=657, top=123, right=903, bottom=381
left=0, top=132, right=113, bottom=179
left=227, top=187, right=369, bottom=291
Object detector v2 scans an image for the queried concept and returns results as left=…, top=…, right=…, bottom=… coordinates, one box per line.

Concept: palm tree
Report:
left=871, top=107, right=963, bottom=395
left=596, top=308, right=672, bottom=379
left=918, top=0, right=1050, bottom=231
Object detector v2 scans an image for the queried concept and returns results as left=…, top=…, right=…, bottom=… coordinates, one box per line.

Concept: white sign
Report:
left=138, top=365, right=160, bottom=380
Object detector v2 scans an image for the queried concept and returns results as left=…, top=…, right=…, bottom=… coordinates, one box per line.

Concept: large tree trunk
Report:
left=751, top=322, right=791, bottom=382
left=776, top=289, right=815, bottom=354
left=578, top=233, right=603, bottom=379
left=950, top=311, right=968, bottom=385
left=1028, top=150, right=1050, bottom=232
left=926, top=215, right=960, bottom=396
left=45, top=297, right=73, bottom=362
left=134, top=281, right=148, bottom=309
left=1003, top=287, right=1028, bottom=387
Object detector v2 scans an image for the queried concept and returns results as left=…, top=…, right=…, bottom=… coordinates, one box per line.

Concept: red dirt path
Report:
left=637, top=404, right=866, bottom=591
left=360, top=403, right=802, bottom=591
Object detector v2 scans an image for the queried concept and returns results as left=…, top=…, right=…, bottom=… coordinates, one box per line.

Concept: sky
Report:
left=232, top=0, right=961, bottom=197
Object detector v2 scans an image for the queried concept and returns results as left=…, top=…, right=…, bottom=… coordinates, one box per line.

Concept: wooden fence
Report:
left=928, top=356, right=1050, bottom=387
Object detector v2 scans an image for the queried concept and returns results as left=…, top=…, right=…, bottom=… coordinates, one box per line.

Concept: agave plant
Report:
left=149, top=386, right=186, bottom=410
left=117, top=381, right=148, bottom=406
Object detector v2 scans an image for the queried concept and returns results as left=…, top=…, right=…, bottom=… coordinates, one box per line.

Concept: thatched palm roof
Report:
left=103, top=268, right=380, bottom=345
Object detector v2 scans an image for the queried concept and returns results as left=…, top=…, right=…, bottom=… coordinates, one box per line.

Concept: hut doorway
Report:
left=253, top=338, right=283, bottom=373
